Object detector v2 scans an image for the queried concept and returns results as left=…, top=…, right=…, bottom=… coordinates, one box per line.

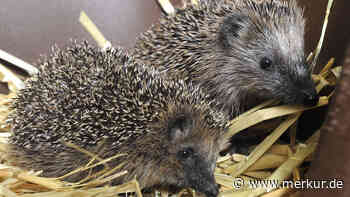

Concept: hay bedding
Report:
left=0, top=0, right=339, bottom=196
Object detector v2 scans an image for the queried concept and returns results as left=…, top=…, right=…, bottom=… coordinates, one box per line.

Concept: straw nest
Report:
left=0, top=0, right=339, bottom=196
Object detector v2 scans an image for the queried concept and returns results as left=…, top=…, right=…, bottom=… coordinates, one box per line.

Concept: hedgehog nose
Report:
left=203, top=184, right=219, bottom=197
left=302, top=90, right=319, bottom=106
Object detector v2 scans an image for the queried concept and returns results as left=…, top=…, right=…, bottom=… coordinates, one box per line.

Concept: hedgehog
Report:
left=7, top=41, right=230, bottom=197
left=132, top=0, right=319, bottom=118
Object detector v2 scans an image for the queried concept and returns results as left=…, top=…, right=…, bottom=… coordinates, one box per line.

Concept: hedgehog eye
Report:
left=260, top=57, right=272, bottom=70
left=177, top=147, right=194, bottom=159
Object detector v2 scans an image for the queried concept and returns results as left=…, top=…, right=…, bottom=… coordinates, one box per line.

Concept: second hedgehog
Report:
left=132, top=0, right=319, bottom=117
left=8, top=42, right=229, bottom=197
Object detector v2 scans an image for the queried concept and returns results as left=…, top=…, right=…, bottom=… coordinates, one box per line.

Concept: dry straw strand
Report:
left=311, top=0, right=334, bottom=71
left=0, top=49, right=39, bottom=75
left=224, top=98, right=327, bottom=140
left=0, top=63, right=25, bottom=91
left=79, top=11, right=111, bottom=50
left=157, top=0, right=176, bottom=15
left=218, top=131, right=318, bottom=197
left=225, top=113, right=301, bottom=177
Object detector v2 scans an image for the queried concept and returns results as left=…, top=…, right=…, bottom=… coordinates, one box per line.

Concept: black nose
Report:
left=303, top=91, right=319, bottom=106
left=203, top=184, right=219, bottom=197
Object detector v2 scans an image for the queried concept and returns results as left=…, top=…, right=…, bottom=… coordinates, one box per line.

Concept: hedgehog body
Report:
left=9, top=42, right=229, bottom=197
left=132, top=0, right=319, bottom=117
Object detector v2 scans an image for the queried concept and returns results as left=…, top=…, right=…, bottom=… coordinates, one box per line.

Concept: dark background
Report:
left=0, top=1, right=161, bottom=64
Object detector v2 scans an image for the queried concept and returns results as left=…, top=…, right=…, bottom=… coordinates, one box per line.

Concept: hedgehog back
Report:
left=9, top=42, right=213, bottom=153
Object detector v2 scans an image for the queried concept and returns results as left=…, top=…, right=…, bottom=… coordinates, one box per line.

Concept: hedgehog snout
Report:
left=300, top=88, right=319, bottom=106
left=280, top=66, right=319, bottom=107
left=193, top=173, right=219, bottom=197
left=202, top=183, right=219, bottom=197
left=296, top=73, right=319, bottom=107
left=282, top=86, right=319, bottom=107
left=186, top=159, right=219, bottom=197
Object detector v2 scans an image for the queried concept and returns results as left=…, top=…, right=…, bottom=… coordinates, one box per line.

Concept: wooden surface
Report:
left=0, top=0, right=161, bottom=64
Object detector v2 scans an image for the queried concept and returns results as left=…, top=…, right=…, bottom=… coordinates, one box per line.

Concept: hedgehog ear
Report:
left=218, top=14, right=249, bottom=49
left=168, top=116, right=193, bottom=141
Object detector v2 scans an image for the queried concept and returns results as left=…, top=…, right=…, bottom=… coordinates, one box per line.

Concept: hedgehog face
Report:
left=151, top=112, right=225, bottom=197
left=175, top=145, right=219, bottom=197
left=216, top=0, right=318, bottom=109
